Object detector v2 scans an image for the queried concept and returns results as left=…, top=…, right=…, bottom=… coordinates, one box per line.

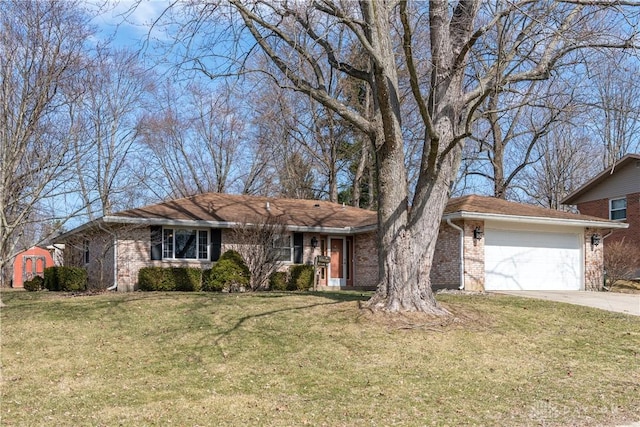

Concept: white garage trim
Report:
left=484, top=227, right=584, bottom=291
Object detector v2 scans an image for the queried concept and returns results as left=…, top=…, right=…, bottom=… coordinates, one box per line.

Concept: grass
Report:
left=610, top=280, right=640, bottom=293
left=1, top=290, right=639, bottom=426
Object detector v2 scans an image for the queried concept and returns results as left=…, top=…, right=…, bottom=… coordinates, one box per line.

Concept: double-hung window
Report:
left=273, top=234, right=292, bottom=262
left=610, top=198, right=627, bottom=221
left=162, top=228, right=209, bottom=260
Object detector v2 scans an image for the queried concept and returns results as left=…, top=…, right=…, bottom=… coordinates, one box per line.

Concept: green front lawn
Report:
left=1, top=290, right=638, bottom=426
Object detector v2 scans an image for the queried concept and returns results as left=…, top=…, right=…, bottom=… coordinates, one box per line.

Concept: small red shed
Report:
left=12, top=247, right=54, bottom=288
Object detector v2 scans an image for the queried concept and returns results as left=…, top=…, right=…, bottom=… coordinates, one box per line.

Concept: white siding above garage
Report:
left=484, top=226, right=583, bottom=291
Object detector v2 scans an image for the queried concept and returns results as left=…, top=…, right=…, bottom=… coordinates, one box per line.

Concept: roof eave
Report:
left=443, top=211, right=629, bottom=229
left=561, top=153, right=640, bottom=205
left=52, top=218, right=106, bottom=242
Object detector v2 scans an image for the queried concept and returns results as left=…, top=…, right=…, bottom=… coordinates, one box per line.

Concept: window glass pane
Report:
left=198, top=230, right=208, bottom=259
left=163, top=229, right=174, bottom=258
left=610, top=198, right=627, bottom=220
left=175, top=229, right=197, bottom=259
left=273, top=235, right=291, bottom=262
left=611, top=209, right=627, bottom=220
left=611, top=199, right=627, bottom=209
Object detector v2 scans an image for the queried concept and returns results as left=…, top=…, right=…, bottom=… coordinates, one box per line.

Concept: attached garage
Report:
left=432, top=195, right=629, bottom=292
left=484, top=227, right=583, bottom=291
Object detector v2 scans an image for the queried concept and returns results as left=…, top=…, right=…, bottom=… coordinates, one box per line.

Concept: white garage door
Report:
left=484, top=229, right=583, bottom=291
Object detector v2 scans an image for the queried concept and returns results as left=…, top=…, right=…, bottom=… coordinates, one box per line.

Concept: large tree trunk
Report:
left=366, top=120, right=459, bottom=314
left=361, top=1, right=458, bottom=314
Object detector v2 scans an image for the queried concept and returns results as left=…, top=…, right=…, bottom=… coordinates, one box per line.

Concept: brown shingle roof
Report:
left=445, top=194, right=618, bottom=223
left=112, top=193, right=377, bottom=229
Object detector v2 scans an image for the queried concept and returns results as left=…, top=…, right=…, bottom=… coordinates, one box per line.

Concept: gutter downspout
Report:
left=446, top=219, right=465, bottom=290
left=107, top=235, right=118, bottom=291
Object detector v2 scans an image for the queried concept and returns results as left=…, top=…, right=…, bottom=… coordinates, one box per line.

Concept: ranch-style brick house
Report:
left=55, top=193, right=627, bottom=292
left=56, top=193, right=379, bottom=292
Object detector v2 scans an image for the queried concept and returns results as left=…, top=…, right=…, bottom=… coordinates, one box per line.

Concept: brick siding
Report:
left=63, top=231, right=115, bottom=290
left=577, top=192, right=640, bottom=274
left=431, top=222, right=462, bottom=290
left=584, top=228, right=605, bottom=291
left=431, top=220, right=485, bottom=291
left=353, top=231, right=378, bottom=288
left=462, top=221, right=485, bottom=292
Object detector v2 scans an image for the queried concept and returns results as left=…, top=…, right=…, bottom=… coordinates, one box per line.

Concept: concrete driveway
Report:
left=494, top=291, right=640, bottom=316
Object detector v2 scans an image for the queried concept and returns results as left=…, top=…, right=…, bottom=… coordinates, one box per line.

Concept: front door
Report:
left=329, top=237, right=345, bottom=287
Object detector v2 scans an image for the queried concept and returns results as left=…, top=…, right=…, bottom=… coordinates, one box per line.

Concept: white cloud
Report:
left=88, top=0, right=172, bottom=44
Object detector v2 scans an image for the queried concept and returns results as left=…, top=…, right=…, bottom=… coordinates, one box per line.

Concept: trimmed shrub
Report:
left=138, top=267, right=167, bottom=291
left=138, top=267, right=202, bottom=291
left=204, top=250, right=250, bottom=292
left=201, top=268, right=218, bottom=292
left=287, top=264, right=314, bottom=291
left=171, top=267, right=202, bottom=292
left=43, top=267, right=87, bottom=292
left=23, top=275, right=44, bottom=292
left=268, top=271, right=288, bottom=291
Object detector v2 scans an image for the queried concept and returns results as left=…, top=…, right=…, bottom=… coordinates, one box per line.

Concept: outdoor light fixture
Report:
left=591, top=233, right=601, bottom=247
left=473, top=226, right=484, bottom=241
left=311, top=236, right=318, bottom=248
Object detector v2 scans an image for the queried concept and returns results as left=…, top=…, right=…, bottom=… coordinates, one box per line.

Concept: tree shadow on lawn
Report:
left=201, top=291, right=370, bottom=356
left=252, top=290, right=372, bottom=302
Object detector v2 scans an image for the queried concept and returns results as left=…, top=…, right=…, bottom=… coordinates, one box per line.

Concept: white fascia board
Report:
left=53, top=218, right=106, bottom=242
left=443, top=211, right=629, bottom=229
left=102, top=216, right=378, bottom=235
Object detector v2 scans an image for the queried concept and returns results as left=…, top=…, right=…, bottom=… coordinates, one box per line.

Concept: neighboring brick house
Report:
left=55, top=193, right=626, bottom=292
left=561, top=153, right=640, bottom=275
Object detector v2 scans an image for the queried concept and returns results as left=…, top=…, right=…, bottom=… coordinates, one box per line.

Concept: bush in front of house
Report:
left=287, top=264, right=314, bottom=291
left=43, top=266, right=88, bottom=292
left=171, top=267, right=202, bottom=292
left=138, top=267, right=203, bottom=291
left=138, top=267, right=165, bottom=291
left=268, top=271, right=288, bottom=291
left=23, top=276, right=44, bottom=292
left=203, top=250, right=250, bottom=292
left=604, top=240, right=640, bottom=290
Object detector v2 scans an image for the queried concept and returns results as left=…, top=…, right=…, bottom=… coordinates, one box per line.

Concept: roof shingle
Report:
left=445, top=194, right=616, bottom=223
left=113, top=193, right=378, bottom=229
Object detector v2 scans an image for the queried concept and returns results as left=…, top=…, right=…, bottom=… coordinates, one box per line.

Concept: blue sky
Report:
left=88, top=0, right=171, bottom=50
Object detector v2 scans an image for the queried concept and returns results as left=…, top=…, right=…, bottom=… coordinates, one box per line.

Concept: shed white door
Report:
left=484, top=229, right=583, bottom=291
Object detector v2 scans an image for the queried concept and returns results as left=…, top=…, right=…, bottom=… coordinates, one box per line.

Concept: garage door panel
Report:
left=484, top=229, right=582, bottom=291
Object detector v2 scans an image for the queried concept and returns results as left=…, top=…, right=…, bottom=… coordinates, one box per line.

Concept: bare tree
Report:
left=140, top=80, right=251, bottom=198
left=0, top=0, right=93, bottom=287
left=229, top=218, right=288, bottom=291
left=584, top=52, right=640, bottom=168
left=73, top=48, right=152, bottom=219
left=462, top=77, right=574, bottom=199
left=170, top=1, right=640, bottom=313
left=604, top=240, right=640, bottom=290
left=522, top=126, right=596, bottom=209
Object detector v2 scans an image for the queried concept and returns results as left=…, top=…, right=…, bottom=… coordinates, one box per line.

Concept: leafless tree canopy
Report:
left=0, top=0, right=93, bottom=277
left=229, top=218, right=288, bottom=291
